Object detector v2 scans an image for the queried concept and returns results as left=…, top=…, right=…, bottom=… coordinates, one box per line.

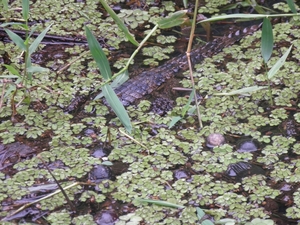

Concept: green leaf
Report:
left=85, top=26, right=112, bottom=80
left=3, top=64, right=21, bottom=77
left=26, top=66, right=49, bottom=73
left=0, top=75, right=20, bottom=79
left=0, top=22, right=23, bottom=27
left=94, top=70, right=129, bottom=100
left=196, top=207, right=205, bottom=219
left=22, top=0, right=29, bottom=21
left=214, top=86, right=268, bottom=96
left=101, top=161, right=113, bottom=166
left=268, top=45, right=292, bottom=80
left=169, top=116, right=182, bottom=129
left=182, top=88, right=195, bottom=116
left=183, top=0, right=188, bottom=8
left=135, top=198, right=185, bottom=209
left=287, top=0, right=297, bottom=13
left=98, top=0, right=138, bottom=46
left=29, top=24, right=52, bottom=55
left=261, top=18, right=273, bottom=63
left=157, top=10, right=187, bottom=29
left=4, top=29, right=26, bottom=51
left=1, top=0, right=8, bottom=10
left=201, top=220, right=214, bottom=225
left=102, top=84, right=132, bottom=133
left=110, top=70, right=129, bottom=89
left=249, top=0, right=266, bottom=14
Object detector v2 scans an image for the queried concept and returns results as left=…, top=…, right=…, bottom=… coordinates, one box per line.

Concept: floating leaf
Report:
left=85, top=26, right=112, bottom=80
left=268, top=45, right=293, bottom=80
left=102, top=84, right=132, bottom=133
left=261, top=18, right=273, bottom=63
left=214, top=86, right=268, bottom=96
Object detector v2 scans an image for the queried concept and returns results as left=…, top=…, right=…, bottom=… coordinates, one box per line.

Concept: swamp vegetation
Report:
left=0, top=0, right=300, bottom=224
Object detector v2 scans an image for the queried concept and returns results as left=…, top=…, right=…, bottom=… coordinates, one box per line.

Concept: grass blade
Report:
left=261, top=17, right=273, bottom=63
left=22, top=0, right=29, bottom=21
left=157, top=10, right=187, bottom=29
left=26, top=66, right=49, bottom=73
left=4, top=29, right=26, bottom=51
left=169, top=116, right=182, bottom=129
left=214, top=86, right=268, bottom=96
left=268, top=45, right=293, bottom=80
left=3, top=64, right=21, bottom=77
left=287, top=0, right=297, bottom=13
left=29, top=24, right=52, bottom=55
left=98, top=0, right=138, bottom=46
left=94, top=70, right=129, bottom=100
left=85, top=26, right=112, bottom=80
left=102, top=84, right=132, bottom=133
left=135, top=199, right=185, bottom=209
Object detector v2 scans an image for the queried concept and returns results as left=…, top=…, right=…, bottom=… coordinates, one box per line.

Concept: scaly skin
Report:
left=113, top=25, right=261, bottom=106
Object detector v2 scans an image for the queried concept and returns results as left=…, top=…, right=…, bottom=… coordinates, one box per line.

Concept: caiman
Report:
left=112, top=24, right=261, bottom=106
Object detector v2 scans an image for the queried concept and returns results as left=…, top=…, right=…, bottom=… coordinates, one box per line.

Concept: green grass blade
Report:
left=2, top=0, right=8, bottom=10
left=3, top=64, right=21, bottom=77
left=85, top=26, right=112, bottom=80
left=22, top=0, right=29, bottom=21
left=4, top=29, right=26, bottom=51
left=261, top=18, right=273, bottom=63
left=202, top=220, right=214, bottom=225
left=98, top=0, right=138, bottom=46
left=214, top=86, right=268, bottom=96
left=102, top=84, right=132, bottom=133
left=29, top=24, right=52, bottom=55
left=169, top=116, right=182, bottom=129
left=26, top=66, right=49, bottom=73
left=199, top=13, right=300, bottom=23
left=135, top=198, right=185, bottom=209
left=196, top=207, right=205, bottom=219
left=94, top=70, right=129, bottom=100
left=287, top=0, right=297, bottom=13
left=268, top=45, right=293, bottom=80
left=157, top=10, right=187, bottom=29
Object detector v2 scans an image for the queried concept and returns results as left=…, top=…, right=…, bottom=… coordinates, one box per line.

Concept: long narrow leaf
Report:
left=99, top=0, right=138, bottom=46
left=261, top=18, right=273, bottom=63
left=268, top=45, right=293, bottom=80
left=287, top=0, right=297, bottom=13
left=29, top=24, right=52, bottom=55
left=102, top=84, right=132, bottom=133
left=214, top=86, right=268, bottom=96
left=157, top=10, right=187, bottom=29
left=26, top=66, right=49, bottom=73
left=199, top=13, right=299, bottom=23
left=3, top=64, right=21, bottom=77
left=4, top=29, right=26, bottom=50
left=0, top=22, right=23, bottom=27
left=136, top=199, right=185, bottom=209
left=85, top=26, right=112, bottom=80
left=22, top=0, right=29, bottom=21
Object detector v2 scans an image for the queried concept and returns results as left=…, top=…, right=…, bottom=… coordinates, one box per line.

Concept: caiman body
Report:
left=113, top=25, right=260, bottom=106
